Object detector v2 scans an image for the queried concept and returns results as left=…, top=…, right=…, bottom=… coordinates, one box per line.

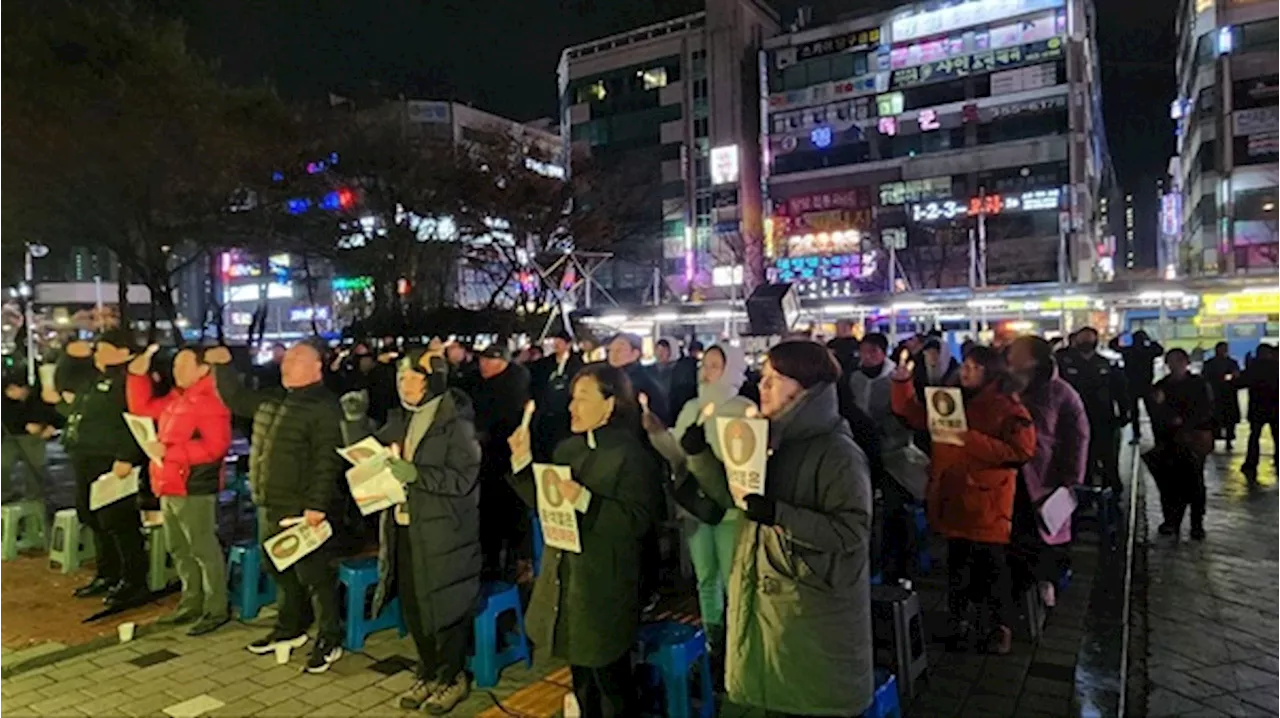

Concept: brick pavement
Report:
left=1135, top=435, right=1279, bottom=718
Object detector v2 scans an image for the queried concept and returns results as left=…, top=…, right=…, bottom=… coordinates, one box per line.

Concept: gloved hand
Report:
left=387, top=456, right=417, bottom=485
left=339, top=390, right=369, bottom=421
left=680, top=422, right=709, bottom=457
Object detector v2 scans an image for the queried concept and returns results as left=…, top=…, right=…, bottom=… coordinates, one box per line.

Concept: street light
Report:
left=22, top=244, right=47, bottom=386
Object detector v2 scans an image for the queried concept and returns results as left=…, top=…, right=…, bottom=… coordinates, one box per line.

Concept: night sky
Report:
left=173, top=0, right=1174, bottom=193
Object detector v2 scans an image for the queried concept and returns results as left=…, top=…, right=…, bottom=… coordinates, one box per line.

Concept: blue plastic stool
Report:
left=227, top=542, right=276, bottom=620
left=861, top=669, right=902, bottom=718
left=469, top=582, right=532, bottom=687
left=529, top=511, right=544, bottom=577
left=635, top=621, right=714, bottom=718
left=909, top=504, right=933, bottom=574
left=338, top=557, right=406, bottom=651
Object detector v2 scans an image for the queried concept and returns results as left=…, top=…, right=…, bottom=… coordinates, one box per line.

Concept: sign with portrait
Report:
left=264, top=520, right=333, bottom=572
left=715, top=417, right=769, bottom=508
left=534, top=464, right=585, bottom=553
left=925, top=387, right=967, bottom=446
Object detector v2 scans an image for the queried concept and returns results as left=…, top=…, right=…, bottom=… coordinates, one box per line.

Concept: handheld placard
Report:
left=521, top=400, right=536, bottom=429
left=638, top=393, right=650, bottom=413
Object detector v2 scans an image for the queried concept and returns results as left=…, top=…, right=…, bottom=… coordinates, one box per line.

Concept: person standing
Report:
left=1238, top=343, right=1278, bottom=481
left=125, top=345, right=232, bottom=635
left=606, top=334, right=670, bottom=426
left=1006, top=336, right=1090, bottom=608
left=507, top=364, right=662, bottom=717
left=892, top=346, right=1036, bottom=654
left=1109, top=330, right=1164, bottom=444
left=342, top=349, right=482, bottom=713
left=1058, top=327, right=1130, bottom=491
left=207, top=341, right=346, bottom=673
left=725, top=341, right=874, bottom=717
left=531, top=332, right=583, bottom=462
left=1147, top=349, right=1213, bottom=539
left=2, top=373, right=60, bottom=503
left=472, top=345, right=531, bottom=582
left=1202, top=341, right=1241, bottom=452
left=47, top=330, right=149, bottom=607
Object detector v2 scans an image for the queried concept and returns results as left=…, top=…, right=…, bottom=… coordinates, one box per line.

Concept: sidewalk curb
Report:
left=1121, top=452, right=1148, bottom=718
left=1, top=620, right=166, bottom=679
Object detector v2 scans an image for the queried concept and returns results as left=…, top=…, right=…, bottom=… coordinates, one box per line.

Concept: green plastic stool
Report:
left=143, top=525, right=178, bottom=592
left=1, top=500, right=47, bottom=561
left=49, top=508, right=95, bottom=573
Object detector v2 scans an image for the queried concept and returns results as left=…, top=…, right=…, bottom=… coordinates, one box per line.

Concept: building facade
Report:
left=761, top=0, right=1112, bottom=300
left=1171, top=0, right=1277, bottom=276
left=558, top=0, right=780, bottom=303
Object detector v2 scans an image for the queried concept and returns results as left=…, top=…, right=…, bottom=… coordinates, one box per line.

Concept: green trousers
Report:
left=1, top=434, right=47, bottom=503
left=687, top=513, right=741, bottom=628
left=161, top=495, right=228, bottom=619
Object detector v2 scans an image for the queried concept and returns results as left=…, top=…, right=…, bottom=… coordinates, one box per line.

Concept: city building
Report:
left=1171, top=0, right=1277, bottom=275
left=558, top=0, right=781, bottom=303
left=760, top=0, right=1114, bottom=299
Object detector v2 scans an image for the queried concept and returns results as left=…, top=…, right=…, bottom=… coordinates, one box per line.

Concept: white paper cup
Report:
left=274, top=644, right=291, bottom=664
left=118, top=622, right=136, bottom=643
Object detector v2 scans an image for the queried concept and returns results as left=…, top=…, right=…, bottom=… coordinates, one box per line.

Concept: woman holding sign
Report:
left=724, top=340, right=875, bottom=717
left=890, top=346, right=1036, bottom=654
left=507, top=363, right=662, bottom=717
left=641, top=344, right=754, bottom=681
left=340, top=347, right=483, bottom=714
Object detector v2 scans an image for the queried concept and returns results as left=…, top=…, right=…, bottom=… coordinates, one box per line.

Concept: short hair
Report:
left=655, top=339, right=671, bottom=350
left=689, top=340, right=704, bottom=353
left=767, top=340, right=841, bottom=389
left=1012, top=335, right=1054, bottom=367
left=861, top=333, right=889, bottom=353
left=1166, top=348, right=1189, bottom=362
left=964, top=345, right=1015, bottom=394
left=1214, top=341, right=1229, bottom=351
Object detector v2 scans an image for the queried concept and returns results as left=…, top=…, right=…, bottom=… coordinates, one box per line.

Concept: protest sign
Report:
left=264, top=520, right=333, bottom=572
left=89, top=467, right=141, bottom=511
left=534, top=463, right=590, bottom=553
left=123, top=413, right=163, bottom=467
left=715, top=416, right=769, bottom=508
left=925, top=387, right=967, bottom=445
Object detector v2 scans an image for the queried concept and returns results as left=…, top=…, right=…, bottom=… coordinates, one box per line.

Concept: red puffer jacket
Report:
left=126, top=373, right=232, bottom=497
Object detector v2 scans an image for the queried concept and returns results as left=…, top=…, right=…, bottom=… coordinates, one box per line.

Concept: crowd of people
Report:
left=1, top=322, right=1276, bottom=717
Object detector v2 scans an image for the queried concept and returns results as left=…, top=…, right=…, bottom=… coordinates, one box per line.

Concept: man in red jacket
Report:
left=127, top=345, right=232, bottom=635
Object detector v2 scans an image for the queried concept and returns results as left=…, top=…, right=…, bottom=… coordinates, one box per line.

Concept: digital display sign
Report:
left=890, top=37, right=1064, bottom=91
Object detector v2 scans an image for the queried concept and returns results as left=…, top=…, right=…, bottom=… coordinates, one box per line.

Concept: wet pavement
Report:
left=1131, top=430, right=1279, bottom=718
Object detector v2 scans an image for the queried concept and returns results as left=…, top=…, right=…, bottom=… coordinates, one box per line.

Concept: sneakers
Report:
left=304, top=637, right=344, bottom=674
left=187, top=614, right=229, bottom=637
left=246, top=631, right=308, bottom=655
left=424, top=672, right=470, bottom=715
left=1038, top=581, right=1057, bottom=608
left=399, top=679, right=439, bottom=710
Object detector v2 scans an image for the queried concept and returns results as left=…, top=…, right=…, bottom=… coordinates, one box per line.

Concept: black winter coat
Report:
left=213, top=366, right=343, bottom=514
left=347, top=391, right=483, bottom=630
left=56, top=357, right=141, bottom=464
left=508, top=424, right=663, bottom=667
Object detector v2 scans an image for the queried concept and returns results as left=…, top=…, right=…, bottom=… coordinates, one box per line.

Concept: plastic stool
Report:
left=529, top=511, right=544, bottom=577
left=861, top=669, right=903, bottom=718
left=1, top=500, right=47, bottom=560
left=635, top=621, right=714, bottom=718
left=227, top=542, right=276, bottom=619
left=48, top=508, right=94, bottom=573
left=143, top=525, right=178, bottom=592
left=909, top=504, right=933, bottom=574
left=338, top=557, right=406, bottom=651
left=469, top=582, right=532, bottom=688
left=870, top=584, right=928, bottom=699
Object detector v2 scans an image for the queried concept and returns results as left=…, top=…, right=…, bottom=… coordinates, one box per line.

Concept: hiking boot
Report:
left=187, top=614, right=229, bottom=637
left=73, top=577, right=114, bottom=598
left=246, top=630, right=308, bottom=655
left=1190, top=525, right=1206, bottom=541
left=156, top=610, right=200, bottom=626
left=983, top=625, right=1013, bottom=655
left=304, top=636, right=343, bottom=674
left=1157, top=522, right=1178, bottom=537
left=399, top=679, right=439, bottom=710
left=424, top=672, right=470, bottom=715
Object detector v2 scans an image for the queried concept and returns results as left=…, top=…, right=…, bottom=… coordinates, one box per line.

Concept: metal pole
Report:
left=888, top=241, right=896, bottom=294
left=978, top=211, right=988, bottom=288
left=968, top=228, right=978, bottom=336
left=24, top=249, right=36, bottom=385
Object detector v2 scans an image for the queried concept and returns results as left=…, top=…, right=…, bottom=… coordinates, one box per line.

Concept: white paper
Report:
left=1038, top=486, right=1078, bottom=536
left=90, top=468, right=141, bottom=511
left=534, top=463, right=584, bottom=553
left=925, top=387, right=967, bottom=446
left=336, top=437, right=391, bottom=466
left=123, top=413, right=164, bottom=467
left=263, top=520, right=333, bottom=572
left=715, top=416, right=769, bottom=508
left=345, top=458, right=408, bottom=516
